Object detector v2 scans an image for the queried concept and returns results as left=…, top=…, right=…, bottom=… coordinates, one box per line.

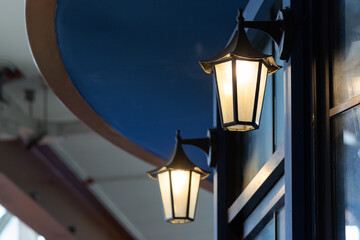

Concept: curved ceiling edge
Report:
left=25, top=0, right=213, bottom=192
left=25, top=0, right=165, bottom=166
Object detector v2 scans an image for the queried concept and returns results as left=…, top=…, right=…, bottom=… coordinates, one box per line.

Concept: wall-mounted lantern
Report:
left=200, top=9, right=292, bottom=131
left=147, top=130, right=216, bottom=223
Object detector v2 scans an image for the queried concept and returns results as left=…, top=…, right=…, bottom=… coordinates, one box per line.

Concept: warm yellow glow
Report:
left=158, top=171, right=172, bottom=219
left=171, top=171, right=189, bottom=195
left=171, top=170, right=190, bottom=218
left=157, top=170, right=201, bottom=223
left=215, top=61, right=234, bottom=124
left=224, top=81, right=232, bottom=95
left=236, top=60, right=259, bottom=122
left=236, top=60, right=258, bottom=84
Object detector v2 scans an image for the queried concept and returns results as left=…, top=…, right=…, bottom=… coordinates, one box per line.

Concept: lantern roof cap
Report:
left=147, top=130, right=210, bottom=180
left=199, top=9, right=280, bottom=75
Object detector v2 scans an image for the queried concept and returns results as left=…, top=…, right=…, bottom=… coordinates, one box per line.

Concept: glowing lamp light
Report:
left=200, top=10, right=281, bottom=131
left=147, top=131, right=210, bottom=223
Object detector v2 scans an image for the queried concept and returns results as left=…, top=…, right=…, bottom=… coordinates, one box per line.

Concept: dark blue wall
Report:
left=55, top=0, right=247, bottom=175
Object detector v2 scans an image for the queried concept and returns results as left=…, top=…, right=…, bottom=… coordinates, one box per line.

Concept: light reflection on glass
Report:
left=277, top=208, right=285, bottom=240
left=0, top=205, right=6, bottom=218
left=254, top=218, right=275, bottom=240
left=343, top=130, right=357, bottom=146
left=334, top=107, right=360, bottom=240
left=346, top=225, right=360, bottom=240
left=0, top=204, right=45, bottom=240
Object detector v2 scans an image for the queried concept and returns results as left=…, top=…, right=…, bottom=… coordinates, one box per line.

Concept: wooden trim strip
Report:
left=24, top=0, right=213, bottom=192
left=329, top=95, right=360, bottom=117
left=32, top=144, right=134, bottom=239
left=0, top=140, right=136, bottom=239
left=227, top=143, right=284, bottom=223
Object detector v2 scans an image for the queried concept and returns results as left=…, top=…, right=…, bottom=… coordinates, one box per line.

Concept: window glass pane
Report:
left=277, top=208, right=285, bottom=240
left=333, top=106, right=360, bottom=240
left=332, top=0, right=360, bottom=106
left=254, top=219, right=275, bottom=240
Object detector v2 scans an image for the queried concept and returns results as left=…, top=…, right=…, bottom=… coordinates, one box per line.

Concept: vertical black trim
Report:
left=252, top=63, right=262, bottom=124
left=329, top=0, right=343, bottom=108
left=313, top=0, right=335, bottom=238
left=274, top=211, right=278, bottom=240
left=330, top=0, right=346, bottom=239
left=186, top=171, right=192, bottom=219
left=284, top=0, right=315, bottom=239
left=192, top=172, right=201, bottom=221
left=272, top=43, right=276, bottom=153
left=329, top=0, right=344, bottom=238
left=169, top=170, right=175, bottom=219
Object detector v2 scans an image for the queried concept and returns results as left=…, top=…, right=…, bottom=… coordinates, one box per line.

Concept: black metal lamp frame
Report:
left=164, top=129, right=217, bottom=223
left=180, top=128, right=217, bottom=168
left=199, top=8, right=293, bottom=132
left=147, top=129, right=216, bottom=224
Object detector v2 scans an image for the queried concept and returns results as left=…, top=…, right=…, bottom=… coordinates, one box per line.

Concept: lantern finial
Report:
left=237, top=9, right=244, bottom=23
left=176, top=129, right=181, bottom=141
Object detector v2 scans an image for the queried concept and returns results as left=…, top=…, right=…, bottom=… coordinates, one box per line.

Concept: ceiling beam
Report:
left=0, top=140, right=135, bottom=239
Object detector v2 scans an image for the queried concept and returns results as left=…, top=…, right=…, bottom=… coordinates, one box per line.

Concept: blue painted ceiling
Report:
left=55, top=0, right=247, bottom=174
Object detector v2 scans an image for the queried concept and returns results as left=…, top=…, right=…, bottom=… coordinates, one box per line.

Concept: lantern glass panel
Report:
left=255, top=64, right=269, bottom=125
left=236, top=60, right=260, bottom=123
left=188, top=171, right=201, bottom=219
left=215, top=61, right=234, bottom=124
left=171, top=170, right=190, bottom=218
left=158, top=171, right=172, bottom=219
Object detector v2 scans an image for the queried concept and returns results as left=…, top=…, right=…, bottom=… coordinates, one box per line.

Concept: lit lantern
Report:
left=200, top=10, right=281, bottom=131
left=147, top=131, right=210, bottom=223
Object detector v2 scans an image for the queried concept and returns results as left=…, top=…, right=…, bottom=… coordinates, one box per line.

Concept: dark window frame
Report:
left=319, top=0, right=360, bottom=239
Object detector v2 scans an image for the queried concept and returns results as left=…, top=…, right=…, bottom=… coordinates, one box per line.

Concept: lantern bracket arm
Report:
left=242, top=7, right=293, bottom=60
left=243, top=20, right=284, bottom=46
left=180, top=128, right=217, bottom=168
left=181, top=138, right=210, bottom=155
